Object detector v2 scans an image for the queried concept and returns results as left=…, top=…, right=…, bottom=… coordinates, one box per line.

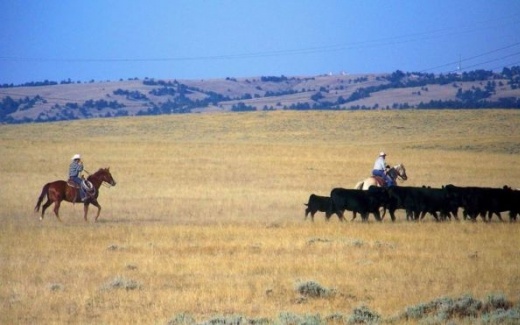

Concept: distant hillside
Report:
left=1, top=67, right=519, bottom=124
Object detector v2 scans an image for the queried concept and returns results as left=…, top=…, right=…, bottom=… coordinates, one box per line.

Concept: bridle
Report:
left=388, top=164, right=408, bottom=182
left=84, top=169, right=115, bottom=188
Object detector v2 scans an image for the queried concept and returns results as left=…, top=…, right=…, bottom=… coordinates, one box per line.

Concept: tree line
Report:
left=1, top=68, right=519, bottom=124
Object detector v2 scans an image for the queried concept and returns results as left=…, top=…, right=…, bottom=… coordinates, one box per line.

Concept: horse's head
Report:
left=94, top=168, right=117, bottom=186
left=395, top=163, right=408, bottom=181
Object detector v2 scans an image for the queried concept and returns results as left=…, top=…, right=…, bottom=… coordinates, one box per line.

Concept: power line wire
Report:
left=419, top=42, right=520, bottom=73
left=1, top=15, right=519, bottom=63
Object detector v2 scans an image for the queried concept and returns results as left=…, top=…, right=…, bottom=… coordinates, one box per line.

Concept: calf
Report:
left=304, top=194, right=332, bottom=222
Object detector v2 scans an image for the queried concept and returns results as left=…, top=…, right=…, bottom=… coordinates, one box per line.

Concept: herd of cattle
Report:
left=304, top=185, right=520, bottom=222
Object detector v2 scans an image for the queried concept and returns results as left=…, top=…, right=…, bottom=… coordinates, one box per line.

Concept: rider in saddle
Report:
left=372, top=152, right=395, bottom=187
left=69, top=154, right=86, bottom=201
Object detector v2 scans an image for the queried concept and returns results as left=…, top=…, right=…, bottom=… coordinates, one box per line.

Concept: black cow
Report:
left=443, top=184, right=482, bottom=220
left=304, top=194, right=332, bottom=222
left=387, top=186, right=458, bottom=221
left=507, top=187, right=520, bottom=221
left=444, top=184, right=518, bottom=222
left=329, top=187, right=388, bottom=222
left=386, top=186, right=422, bottom=221
left=414, top=187, right=458, bottom=221
left=352, top=186, right=389, bottom=221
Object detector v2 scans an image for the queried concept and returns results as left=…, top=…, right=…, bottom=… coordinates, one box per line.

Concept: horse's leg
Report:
left=91, top=200, right=102, bottom=222
left=40, top=199, right=53, bottom=221
left=53, top=200, right=63, bottom=222
left=83, top=202, right=89, bottom=222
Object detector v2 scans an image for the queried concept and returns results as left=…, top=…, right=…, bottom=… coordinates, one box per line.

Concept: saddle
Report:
left=372, top=176, right=387, bottom=187
left=67, top=178, right=96, bottom=201
left=67, top=179, right=80, bottom=188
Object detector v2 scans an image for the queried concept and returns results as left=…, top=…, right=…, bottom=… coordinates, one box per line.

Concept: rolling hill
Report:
left=1, top=67, right=519, bottom=124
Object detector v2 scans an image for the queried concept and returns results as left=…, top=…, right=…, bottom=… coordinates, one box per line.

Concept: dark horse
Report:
left=34, top=168, right=116, bottom=222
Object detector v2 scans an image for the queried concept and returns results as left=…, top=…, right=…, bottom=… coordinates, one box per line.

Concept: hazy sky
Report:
left=1, top=0, right=519, bottom=84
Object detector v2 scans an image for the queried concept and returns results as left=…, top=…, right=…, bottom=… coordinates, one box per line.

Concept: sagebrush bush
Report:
left=101, top=276, right=141, bottom=291
left=275, top=312, right=322, bottom=325
left=399, top=294, right=518, bottom=324
left=295, top=280, right=333, bottom=298
left=167, top=313, right=196, bottom=325
left=347, top=305, right=380, bottom=324
left=483, top=293, right=513, bottom=312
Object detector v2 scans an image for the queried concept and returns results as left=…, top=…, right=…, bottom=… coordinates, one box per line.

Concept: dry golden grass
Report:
left=1, top=110, right=520, bottom=324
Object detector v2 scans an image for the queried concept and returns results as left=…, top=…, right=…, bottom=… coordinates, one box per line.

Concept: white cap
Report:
left=71, top=154, right=81, bottom=160
left=379, top=151, right=386, bottom=156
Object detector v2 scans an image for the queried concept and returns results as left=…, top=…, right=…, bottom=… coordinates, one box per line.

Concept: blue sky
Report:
left=1, top=0, right=519, bottom=84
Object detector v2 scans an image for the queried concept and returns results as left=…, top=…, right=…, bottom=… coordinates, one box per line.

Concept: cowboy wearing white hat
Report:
left=372, top=152, right=394, bottom=186
left=69, top=154, right=86, bottom=201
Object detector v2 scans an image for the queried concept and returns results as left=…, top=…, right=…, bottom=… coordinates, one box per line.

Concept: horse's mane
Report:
left=87, top=168, right=110, bottom=182
left=92, top=167, right=110, bottom=175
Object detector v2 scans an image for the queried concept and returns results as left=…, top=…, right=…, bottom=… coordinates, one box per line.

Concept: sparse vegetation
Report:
left=1, top=110, right=519, bottom=324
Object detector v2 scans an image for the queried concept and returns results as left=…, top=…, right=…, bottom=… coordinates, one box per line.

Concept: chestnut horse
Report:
left=34, top=168, right=116, bottom=222
left=354, top=163, right=408, bottom=190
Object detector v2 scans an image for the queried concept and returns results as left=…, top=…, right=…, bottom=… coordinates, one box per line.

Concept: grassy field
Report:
left=1, top=110, right=520, bottom=324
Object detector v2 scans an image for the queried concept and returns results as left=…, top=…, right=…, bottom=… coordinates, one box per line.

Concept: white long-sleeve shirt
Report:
left=373, top=156, right=386, bottom=170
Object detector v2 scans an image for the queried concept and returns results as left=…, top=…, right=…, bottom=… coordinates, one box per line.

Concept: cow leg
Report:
left=373, top=211, right=382, bottom=222
left=325, top=210, right=331, bottom=221
left=493, top=211, right=504, bottom=222
left=389, top=209, right=397, bottom=222
left=466, top=210, right=477, bottom=221
left=382, top=206, right=387, bottom=220
left=310, top=211, right=315, bottom=222
left=351, top=211, right=357, bottom=221
left=452, top=209, right=460, bottom=221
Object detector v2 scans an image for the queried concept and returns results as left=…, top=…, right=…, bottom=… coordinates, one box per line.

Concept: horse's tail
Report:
left=34, top=183, right=50, bottom=212
left=354, top=181, right=364, bottom=190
